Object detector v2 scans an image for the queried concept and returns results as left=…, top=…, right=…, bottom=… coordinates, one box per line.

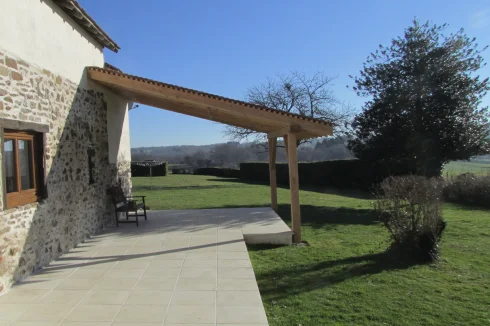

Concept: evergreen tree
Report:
left=348, top=20, right=490, bottom=176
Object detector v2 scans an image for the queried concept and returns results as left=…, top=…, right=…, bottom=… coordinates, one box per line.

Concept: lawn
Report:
left=133, top=174, right=490, bottom=325
left=444, top=161, right=490, bottom=177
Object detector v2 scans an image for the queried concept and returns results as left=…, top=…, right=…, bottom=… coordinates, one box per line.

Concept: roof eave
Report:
left=53, top=0, right=120, bottom=53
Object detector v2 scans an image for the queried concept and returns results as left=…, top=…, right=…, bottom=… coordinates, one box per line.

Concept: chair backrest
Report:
left=107, top=184, right=127, bottom=205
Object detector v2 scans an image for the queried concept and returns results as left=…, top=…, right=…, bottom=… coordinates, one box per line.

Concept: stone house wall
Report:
left=0, top=49, right=130, bottom=293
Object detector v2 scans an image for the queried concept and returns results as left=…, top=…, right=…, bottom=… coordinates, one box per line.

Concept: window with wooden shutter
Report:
left=3, top=130, right=41, bottom=209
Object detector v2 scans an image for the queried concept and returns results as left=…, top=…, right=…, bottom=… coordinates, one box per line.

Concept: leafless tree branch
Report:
left=224, top=71, right=354, bottom=148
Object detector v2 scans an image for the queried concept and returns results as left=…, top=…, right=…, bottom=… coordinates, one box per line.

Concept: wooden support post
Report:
left=283, top=135, right=289, bottom=156
left=268, top=137, right=278, bottom=211
left=286, top=133, right=301, bottom=243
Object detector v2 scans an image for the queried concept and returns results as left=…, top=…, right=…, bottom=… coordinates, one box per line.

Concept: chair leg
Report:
left=143, top=202, right=147, bottom=220
left=126, top=210, right=129, bottom=220
left=136, top=215, right=139, bottom=227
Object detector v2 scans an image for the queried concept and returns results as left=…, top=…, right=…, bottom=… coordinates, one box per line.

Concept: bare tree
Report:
left=210, top=142, right=251, bottom=168
left=225, top=71, right=354, bottom=148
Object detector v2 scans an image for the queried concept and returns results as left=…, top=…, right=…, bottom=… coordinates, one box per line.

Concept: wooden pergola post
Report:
left=286, top=133, right=301, bottom=243
left=268, top=137, right=278, bottom=211
left=283, top=135, right=289, bottom=156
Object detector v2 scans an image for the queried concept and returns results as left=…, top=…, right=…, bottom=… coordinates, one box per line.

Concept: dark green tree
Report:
left=348, top=20, right=490, bottom=177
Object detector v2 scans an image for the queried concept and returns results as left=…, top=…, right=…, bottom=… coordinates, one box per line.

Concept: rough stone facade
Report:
left=0, top=50, right=131, bottom=293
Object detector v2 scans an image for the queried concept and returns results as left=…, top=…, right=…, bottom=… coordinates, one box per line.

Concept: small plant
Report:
left=444, top=173, right=490, bottom=208
left=375, top=176, right=446, bottom=262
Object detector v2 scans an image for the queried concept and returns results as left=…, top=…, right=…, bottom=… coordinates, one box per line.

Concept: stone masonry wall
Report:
left=0, top=50, right=129, bottom=293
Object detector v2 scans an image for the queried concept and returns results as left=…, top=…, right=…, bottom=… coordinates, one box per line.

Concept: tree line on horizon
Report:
left=131, top=137, right=354, bottom=168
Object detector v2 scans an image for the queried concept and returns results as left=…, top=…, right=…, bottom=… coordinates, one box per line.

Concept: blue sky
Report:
left=79, top=0, right=490, bottom=148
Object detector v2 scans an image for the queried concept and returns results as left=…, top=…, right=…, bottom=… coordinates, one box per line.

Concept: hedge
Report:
left=172, top=168, right=194, bottom=174
left=444, top=173, right=490, bottom=208
left=240, top=159, right=417, bottom=190
left=131, top=161, right=168, bottom=177
left=194, top=167, right=240, bottom=178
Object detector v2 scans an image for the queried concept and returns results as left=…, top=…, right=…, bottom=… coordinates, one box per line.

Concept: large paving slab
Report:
left=0, top=208, right=286, bottom=325
left=152, top=207, right=293, bottom=245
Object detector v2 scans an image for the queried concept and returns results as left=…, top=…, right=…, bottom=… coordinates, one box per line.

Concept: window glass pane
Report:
left=18, top=139, right=34, bottom=190
left=4, top=139, right=17, bottom=193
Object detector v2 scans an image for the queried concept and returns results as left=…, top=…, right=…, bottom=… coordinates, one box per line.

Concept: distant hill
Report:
left=132, top=141, right=489, bottom=169
left=132, top=144, right=220, bottom=159
left=470, top=155, right=490, bottom=164
left=131, top=138, right=354, bottom=167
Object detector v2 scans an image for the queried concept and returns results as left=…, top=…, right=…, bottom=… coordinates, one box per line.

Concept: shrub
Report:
left=443, top=173, right=490, bottom=208
left=375, top=176, right=446, bottom=262
left=152, top=162, right=168, bottom=176
left=131, top=161, right=168, bottom=177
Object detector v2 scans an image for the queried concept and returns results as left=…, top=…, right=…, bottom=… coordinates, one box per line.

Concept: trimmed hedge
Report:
left=444, top=173, right=490, bottom=208
left=194, top=167, right=240, bottom=178
left=131, top=161, right=168, bottom=177
left=172, top=168, right=194, bottom=174
left=240, top=159, right=417, bottom=190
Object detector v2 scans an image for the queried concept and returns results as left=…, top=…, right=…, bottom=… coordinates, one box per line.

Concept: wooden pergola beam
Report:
left=267, top=125, right=304, bottom=139
left=87, top=68, right=334, bottom=138
left=121, top=91, right=275, bottom=133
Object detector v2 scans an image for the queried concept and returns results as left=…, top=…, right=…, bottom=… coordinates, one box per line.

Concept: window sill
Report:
left=2, top=201, right=39, bottom=213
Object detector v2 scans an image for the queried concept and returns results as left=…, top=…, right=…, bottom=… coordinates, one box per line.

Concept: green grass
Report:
left=133, top=175, right=490, bottom=325
left=444, top=161, right=490, bottom=177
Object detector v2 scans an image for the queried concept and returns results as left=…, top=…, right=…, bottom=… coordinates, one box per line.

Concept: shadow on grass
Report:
left=277, top=204, right=379, bottom=229
left=443, top=201, right=490, bottom=212
left=133, top=184, right=238, bottom=191
left=249, top=248, right=422, bottom=300
left=205, top=203, right=380, bottom=229
left=206, top=177, right=373, bottom=200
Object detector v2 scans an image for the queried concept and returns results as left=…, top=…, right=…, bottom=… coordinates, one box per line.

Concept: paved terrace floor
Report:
left=0, top=207, right=292, bottom=325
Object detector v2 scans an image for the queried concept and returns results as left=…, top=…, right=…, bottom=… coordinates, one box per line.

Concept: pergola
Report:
left=88, top=67, right=334, bottom=243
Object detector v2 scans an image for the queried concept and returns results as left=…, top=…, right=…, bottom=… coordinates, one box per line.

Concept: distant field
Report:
left=443, top=161, right=490, bottom=177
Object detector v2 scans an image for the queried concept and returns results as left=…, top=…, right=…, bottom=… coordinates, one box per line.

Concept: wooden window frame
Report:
left=3, top=130, right=40, bottom=209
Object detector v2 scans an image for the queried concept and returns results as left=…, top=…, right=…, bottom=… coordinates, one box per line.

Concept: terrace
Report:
left=0, top=207, right=292, bottom=325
